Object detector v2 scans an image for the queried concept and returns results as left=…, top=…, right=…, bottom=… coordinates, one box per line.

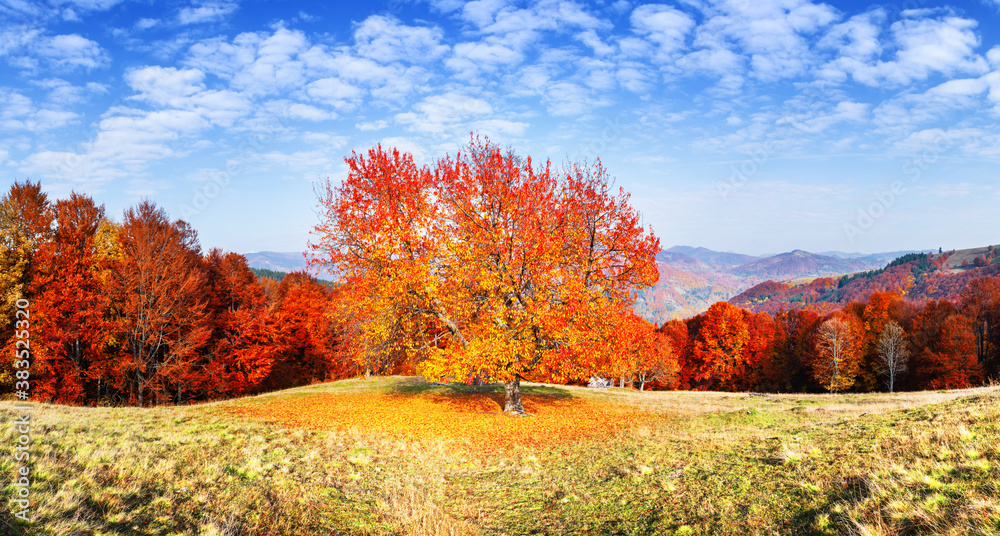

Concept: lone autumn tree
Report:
left=310, top=136, right=659, bottom=414
left=876, top=320, right=909, bottom=393
left=813, top=316, right=859, bottom=393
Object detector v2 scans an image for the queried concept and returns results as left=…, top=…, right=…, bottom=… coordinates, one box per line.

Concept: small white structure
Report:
left=587, top=375, right=613, bottom=389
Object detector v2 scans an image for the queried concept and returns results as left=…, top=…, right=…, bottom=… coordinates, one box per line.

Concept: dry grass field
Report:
left=1, top=377, right=998, bottom=535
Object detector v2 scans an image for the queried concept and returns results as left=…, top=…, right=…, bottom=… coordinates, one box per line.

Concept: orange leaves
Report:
left=309, top=135, right=661, bottom=399
left=225, top=390, right=657, bottom=454
left=685, top=302, right=753, bottom=390
left=811, top=314, right=863, bottom=393
left=25, top=192, right=109, bottom=404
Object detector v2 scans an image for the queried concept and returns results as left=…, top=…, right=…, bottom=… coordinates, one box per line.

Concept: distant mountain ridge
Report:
left=728, top=249, right=890, bottom=280
left=243, top=251, right=335, bottom=280
left=665, top=246, right=759, bottom=267
left=246, top=247, right=937, bottom=323
left=730, top=245, right=1000, bottom=315
left=634, top=246, right=930, bottom=323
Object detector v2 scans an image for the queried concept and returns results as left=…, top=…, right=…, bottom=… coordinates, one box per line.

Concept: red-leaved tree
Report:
left=107, top=202, right=211, bottom=406
left=29, top=193, right=113, bottom=403
left=310, top=136, right=659, bottom=413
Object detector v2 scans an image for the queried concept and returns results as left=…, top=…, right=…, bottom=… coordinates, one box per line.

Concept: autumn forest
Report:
left=2, top=139, right=999, bottom=409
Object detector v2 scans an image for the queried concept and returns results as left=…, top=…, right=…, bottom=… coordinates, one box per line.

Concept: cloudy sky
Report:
left=2, top=0, right=999, bottom=257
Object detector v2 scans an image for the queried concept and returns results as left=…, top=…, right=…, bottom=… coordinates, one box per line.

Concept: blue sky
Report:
left=2, top=0, right=999, bottom=257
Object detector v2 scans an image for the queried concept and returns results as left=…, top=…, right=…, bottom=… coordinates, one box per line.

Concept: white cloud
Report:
left=618, top=36, right=653, bottom=58
left=443, top=0, right=608, bottom=80
left=822, top=13, right=988, bottom=87
left=58, top=0, right=127, bottom=11
left=0, top=1, right=45, bottom=18
left=31, top=78, right=107, bottom=104
left=184, top=33, right=259, bottom=78
left=370, top=136, right=437, bottom=163
left=872, top=73, right=998, bottom=130
left=478, top=0, right=606, bottom=35
left=985, top=71, right=1000, bottom=111
left=127, top=66, right=206, bottom=105
left=353, top=15, right=448, bottom=63
left=631, top=4, right=694, bottom=61
left=580, top=63, right=616, bottom=91
left=301, top=132, right=349, bottom=147
left=460, top=0, right=508, bottom=28
left=576, top=29, right=615, bottom=56
left=988, top=46, right=1000, bottom=68
left=888, top=127, right=982, bottom=155
left=676, top=46, right=744, bottom=77
left=126, top=65, right=251, bottom=126
left=306, top=78, right=362, bottom=109
left=470, top=118, right=529, bottom=136
left=60, top=8, right=80, bottom=21
left=818, top=10, right=882, bottom=60
left=35, top=34, right=108, bottom=69
left=299, top=40, right=434, bottom=102
left=253, top=149, right=340, bottom=174
left=429, top=0, right=464, bottom=12
left=19, top=108, right=210, bottom=186
left=0, top=25, right=40, bottom=55
left=394, top=92, right=493, bottom=134
left=445, top=39, right=523, bottom=77
left=777, top=101, right=869, bottom=133
left=890, top=16, right=987, bottom=77
left=186, top=27, right=427, bottom=109
left=178, top=1, right=239, bottom=25
left=0, top=90, right=78, bottom=131
left=356, top=119, right=388, bottom=131
left=264, top=100, right=336, bottom=121
left=230, top=28, right=309, bottom=95
left=684, top=0, right=838, bottom=82
left=615, top=65, right=652, bottom=92
left=541, top=80, right=611, bottom=116
left=135, top=18, right=159, bottom=30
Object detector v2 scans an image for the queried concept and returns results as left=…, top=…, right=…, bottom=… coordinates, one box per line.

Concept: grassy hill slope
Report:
left=2, top=377, right=998, bottom=535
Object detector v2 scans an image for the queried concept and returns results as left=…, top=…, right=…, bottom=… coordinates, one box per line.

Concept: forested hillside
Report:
left=732, top=248, right=1000, bottom=315
left=634, top=247, right=907, bottom=322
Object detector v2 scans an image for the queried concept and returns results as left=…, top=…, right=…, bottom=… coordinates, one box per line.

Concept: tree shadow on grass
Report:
left=386, top=378, right=576, bottom=412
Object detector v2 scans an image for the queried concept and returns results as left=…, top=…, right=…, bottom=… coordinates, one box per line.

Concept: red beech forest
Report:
left=2, top=144, right=998, bottom=406
left=0, top=181, right=343, bottom=405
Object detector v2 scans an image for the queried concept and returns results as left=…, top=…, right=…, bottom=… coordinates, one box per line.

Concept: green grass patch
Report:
left=1, top=378, right=997, bottom=535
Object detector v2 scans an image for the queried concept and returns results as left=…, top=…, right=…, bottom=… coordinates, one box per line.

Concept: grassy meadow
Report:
left=1, top=377, right=999, bottom=535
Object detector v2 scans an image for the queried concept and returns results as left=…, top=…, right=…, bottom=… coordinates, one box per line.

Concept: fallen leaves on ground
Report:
left=224, top=390, right=658, bottom=453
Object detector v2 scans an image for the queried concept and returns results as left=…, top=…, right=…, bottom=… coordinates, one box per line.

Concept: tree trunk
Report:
left=503, top=375, right=525, bottom=414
